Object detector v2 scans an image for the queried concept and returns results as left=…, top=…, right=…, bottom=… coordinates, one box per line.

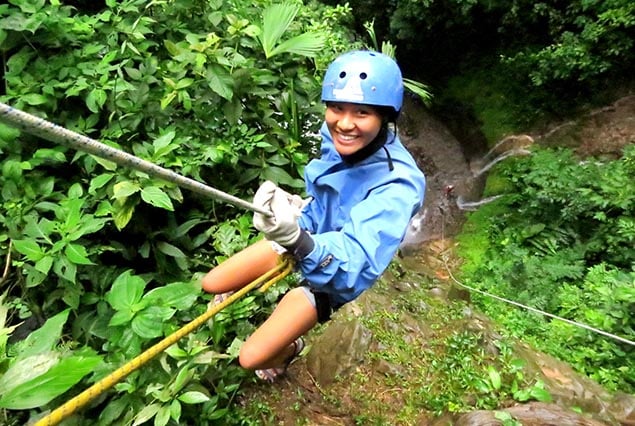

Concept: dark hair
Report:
left=375, top=105, right=400, bottom=123
left=325, top=101, right=399, bottom=123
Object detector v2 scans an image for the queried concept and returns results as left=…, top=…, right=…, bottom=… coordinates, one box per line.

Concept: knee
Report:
left=200, top=270, right=217, bottom=293
left=238, top=341, right=261, bottom=370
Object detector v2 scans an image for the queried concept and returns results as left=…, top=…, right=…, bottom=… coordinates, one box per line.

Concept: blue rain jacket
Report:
left=297, top=122, right=425, bottom=305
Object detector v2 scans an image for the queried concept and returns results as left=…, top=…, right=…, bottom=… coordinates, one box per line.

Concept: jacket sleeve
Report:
left=297, top=177, right=423, bottom=303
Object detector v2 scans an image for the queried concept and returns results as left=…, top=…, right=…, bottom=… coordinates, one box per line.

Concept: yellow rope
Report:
left=34, top=256, right=295, bottom=426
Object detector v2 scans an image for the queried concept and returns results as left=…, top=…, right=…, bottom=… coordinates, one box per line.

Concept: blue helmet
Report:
left=321, top=50, right=404, bottom=117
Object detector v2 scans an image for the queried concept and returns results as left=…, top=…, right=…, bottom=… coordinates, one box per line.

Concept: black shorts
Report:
left=295, top=281, right=344, bottom=323
left=311, top=289, right=344, bottom=323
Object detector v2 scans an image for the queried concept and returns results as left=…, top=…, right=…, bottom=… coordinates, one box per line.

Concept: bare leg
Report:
left=201, top=239, right=280, bottom=294
left=239, top=287, right=318, bottom=370
left=202, top=240, right=316, bottom=378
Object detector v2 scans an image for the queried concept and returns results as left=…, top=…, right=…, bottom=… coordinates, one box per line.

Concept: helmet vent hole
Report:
left=359, top=72, right=367, bottom=80
left=339, top=71, right=346, bottom=78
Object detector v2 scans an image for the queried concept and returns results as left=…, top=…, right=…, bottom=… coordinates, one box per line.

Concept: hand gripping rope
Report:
left=0, top=102, right=286, bottom=424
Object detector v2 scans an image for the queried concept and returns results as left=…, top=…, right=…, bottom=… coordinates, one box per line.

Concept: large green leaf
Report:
left=131, top=306, right=175, bottom=339
left=113, top=181, right=141, bottom=200
left=112, top=198, right=137, bottom=230
left=106, top=270, right=146, bottom=311
left=258, top=3, right=325, bottom=58
left=12, top=239, right=44, bottom=262
left=156, top=241, right=186, bottom=258
left=140, top=186, right=174, bottom=211
left=205, top=64, right=233, bottom=100
left=53, top=256, right=77, bottom=283
left=259, top=3, right=298, bottom=58
left=261, top=165, right=300, bottom=187
left=23, top=217, right=54, bottom=243
left=132, top=403, right=161, bottom=426
left=0, top=355, right=101, bottom=409
left=178, top=391, right=210, bottom=404
left=267, top=32, right=326, bottom=58
left=69, top=216, right=109, bottom=241
left=62, top=198, right=84, bottom=231
left=143, top=281, right=200, bottom=310
left=13, top=309, right=69, bottom=362
left=88, top=173, right=114, bottom=193
left=34, top=255, right=54, bottom=274
left=65, top=243, right=95, bottom=265
left=0, top=352, right=59, bottom=397
left=109, top=309, right=135, bottom=327
left=86, top=88, right=107, bottom=113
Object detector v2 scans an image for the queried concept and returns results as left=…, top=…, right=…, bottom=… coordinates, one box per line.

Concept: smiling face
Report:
left=325, top=102, right=384, bottom=157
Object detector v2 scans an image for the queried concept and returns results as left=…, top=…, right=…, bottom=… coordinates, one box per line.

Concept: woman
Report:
left=202, top=50, right=425, bottom=382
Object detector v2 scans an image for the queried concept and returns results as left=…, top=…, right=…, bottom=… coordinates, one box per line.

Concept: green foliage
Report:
left=441, top=61, right=535, bottom=143
left=97, top=270, right=241, bottom=425
left=353, top=282, right=555, bottom=418
left=335, top=0, right=634, bottom=117
left=502, top=1, right=635, bottom=87
left=419, top=330, right=551, bottom=414
left=0, top=0, right=358, bottom=424
left=394, top=0, right=635, bottom=87
left=457, top=144, right=635, bottom=392
left=0, top=308, right=102, bottom=410
left=553, top=264, right=635, bottom=388
left=363, top=20, right=433, bottom=106
left=258, top=2, right=326, bottom=58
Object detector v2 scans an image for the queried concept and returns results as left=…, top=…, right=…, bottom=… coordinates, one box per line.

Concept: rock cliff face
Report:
left=240, top=95, right=635, bottom=425
left=398, top=96, right=477, bottom=250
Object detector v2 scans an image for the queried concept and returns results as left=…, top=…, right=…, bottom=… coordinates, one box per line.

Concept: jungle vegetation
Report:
left=0, top=0, right=633, bottom=424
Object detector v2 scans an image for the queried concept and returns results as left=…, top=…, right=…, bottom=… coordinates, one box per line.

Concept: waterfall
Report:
left=456, top=195, right=504, bottom=211
left=473, top=148, right=532, bottom=177
left=482, top=134, right=533, bottom=161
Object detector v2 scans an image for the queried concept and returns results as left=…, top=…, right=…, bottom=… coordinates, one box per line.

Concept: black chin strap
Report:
left=382, top=145, right=395, bottom=171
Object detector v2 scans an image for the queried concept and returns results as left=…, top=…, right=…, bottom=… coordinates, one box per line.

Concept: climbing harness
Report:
left=33, top=256, right=294, bottom=426
left=439, top=211, right=635, bottom=347
left=0, top=102, right=272, bottom=217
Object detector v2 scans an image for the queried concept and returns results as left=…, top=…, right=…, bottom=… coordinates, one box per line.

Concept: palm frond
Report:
left=269, top=32, right=326, bottom=58
left=381, top=41, right=397, bottom=59
left=260, top=3, right=299, bottom=58
left=404, top=78, right=433, bottom=106
left=364, top=19, right=379, bottom=51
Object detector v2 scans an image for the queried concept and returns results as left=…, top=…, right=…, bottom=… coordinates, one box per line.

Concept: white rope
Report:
left=0, top=102, right=272, bottom=217
left=440, top=212, right=635, bottom=347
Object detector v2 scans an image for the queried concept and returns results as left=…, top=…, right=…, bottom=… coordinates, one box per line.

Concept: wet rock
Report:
left=398, top=97, right=475, bottom=247
left=608, top=392, right=635, bottom=426
left=428, top=286, right=445, bottom=299
left=393, top=279, right=416, bottom=292
left=447, top=283, right=471, bottom=302
left=305, top=304, right=373, bottom=387
left=455, top=402, right=612, bottom=426
left=460, top=312, right=504, bottom=357
left=374, top=358, right=406, bottom=377
left=514, top=343, right=623, bottom=424
left=535, top=94, right=635, bottom=159
left=429, top=412, right=455, bottom=426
